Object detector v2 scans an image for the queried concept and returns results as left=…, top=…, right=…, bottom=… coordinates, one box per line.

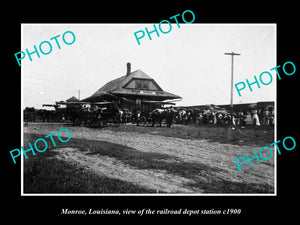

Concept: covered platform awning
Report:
left=141, top=100, right=176, bottom=105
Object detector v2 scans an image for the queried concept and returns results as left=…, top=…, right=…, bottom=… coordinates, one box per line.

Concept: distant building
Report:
left=66, top=96, right=80, bottom=103
left=82, top=63, right=181, bottom=111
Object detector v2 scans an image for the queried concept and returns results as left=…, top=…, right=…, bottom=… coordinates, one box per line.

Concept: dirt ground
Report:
left=23, top=123, right=275, bottom=194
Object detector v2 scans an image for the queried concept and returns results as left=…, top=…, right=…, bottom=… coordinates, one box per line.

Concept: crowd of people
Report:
left=24, top=104, right=275, bottom=128
left=176, top=107, right=275, bottom=127
left=118, top=106, right=275, bottom=127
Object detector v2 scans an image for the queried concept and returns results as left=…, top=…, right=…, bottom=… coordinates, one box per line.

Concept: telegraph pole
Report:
left=224, top=52, right=241, bottom=108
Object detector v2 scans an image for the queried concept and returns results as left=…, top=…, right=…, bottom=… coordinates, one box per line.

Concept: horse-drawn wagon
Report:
left=135, top=103, right=177, bottom=127
left=56, top=101, right=120, bottom=127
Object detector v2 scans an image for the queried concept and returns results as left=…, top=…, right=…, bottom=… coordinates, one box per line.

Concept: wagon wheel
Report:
left=114, top=116, right=120, bottom=127
left=98, top=120, right=104, bottom=128
left=142, top=116, right=148, bottom=127
left=86, top=119, right=91, bottom=127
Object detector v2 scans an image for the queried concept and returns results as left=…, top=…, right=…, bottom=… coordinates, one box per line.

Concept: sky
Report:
left=22, top=23, right=276, bottom=109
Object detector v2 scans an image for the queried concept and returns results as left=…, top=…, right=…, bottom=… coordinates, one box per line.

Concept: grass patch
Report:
left=24, top=157, right=155, bottom=193
left=24, top=132, right=273, bottom=193
left=187, top=177, right=274, bottom=193
left=23, top=133, right=155, bottom=193
left=58, top=135, right=224, bottom=179
left=106, top=124, right=274, bottom=147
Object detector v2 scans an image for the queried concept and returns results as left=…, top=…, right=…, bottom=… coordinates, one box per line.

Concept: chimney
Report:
left=126, top=62, right=131, bottom=76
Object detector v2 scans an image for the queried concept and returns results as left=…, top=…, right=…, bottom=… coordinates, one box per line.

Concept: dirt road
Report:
left=24, top=124, right=275, bottom=194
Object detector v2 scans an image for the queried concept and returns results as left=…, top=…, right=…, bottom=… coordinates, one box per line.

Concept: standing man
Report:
left=166, top=106, right=175, bottom=128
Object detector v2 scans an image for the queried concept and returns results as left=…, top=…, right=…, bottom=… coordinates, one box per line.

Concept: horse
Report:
left=178, top=109, right=187, bottom=124
left=151, top=108, right=176, bottom=127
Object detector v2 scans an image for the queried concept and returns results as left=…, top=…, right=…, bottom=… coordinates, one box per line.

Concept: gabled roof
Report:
left=97, top=70, right=162, bottom=93
left=83, top=69, right=181, bottom=102
left=66, top=96, right=80, bottom=102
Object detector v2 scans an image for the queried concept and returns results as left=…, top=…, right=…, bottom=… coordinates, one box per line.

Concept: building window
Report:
left=123, top=79, right=161, bottom=91
left=135, top=80, right=150, bottom=90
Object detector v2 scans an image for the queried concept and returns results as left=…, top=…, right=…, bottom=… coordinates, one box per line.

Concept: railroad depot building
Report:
left=82, top=63, right=181, bottom=111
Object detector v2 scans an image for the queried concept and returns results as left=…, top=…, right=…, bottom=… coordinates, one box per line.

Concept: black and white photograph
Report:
left=4, top=4, right=299, bottom=220
left=21, top=23, right=276, bottom=195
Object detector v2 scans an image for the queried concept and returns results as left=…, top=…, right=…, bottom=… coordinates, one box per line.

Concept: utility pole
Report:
left=224, top=52, right=241, bottom=108
left=78, top=89, right=80, bottom=100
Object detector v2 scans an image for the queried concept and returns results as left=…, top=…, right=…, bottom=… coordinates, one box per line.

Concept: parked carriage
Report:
left=55, top=101, right=120, bottom=127
left=134, top=101, right=177, bottom=127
